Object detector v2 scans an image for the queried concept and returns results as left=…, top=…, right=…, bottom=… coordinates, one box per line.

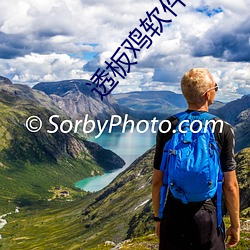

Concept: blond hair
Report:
left=181, top=68, right=214, bottom=104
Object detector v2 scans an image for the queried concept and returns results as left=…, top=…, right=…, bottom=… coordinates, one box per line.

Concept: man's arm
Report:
left=223, top=170, right=240, bottom=248
left=152, top=169, right=163, bottom=238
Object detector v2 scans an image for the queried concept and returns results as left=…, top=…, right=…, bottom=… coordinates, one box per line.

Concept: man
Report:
left=152, top=68, right=240, bottom=249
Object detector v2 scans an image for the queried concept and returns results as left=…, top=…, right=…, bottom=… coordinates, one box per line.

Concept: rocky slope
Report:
left=234, top=109, right=250, bottom=152
left=0, top=76, right=12, bottom=85
left=213, top=94, right=250, bottom=126
left=78, top=146, right=250, bottom=248
left=33, top=79, right=124, bottom=123
left=210, top=94, right=250, bottom=152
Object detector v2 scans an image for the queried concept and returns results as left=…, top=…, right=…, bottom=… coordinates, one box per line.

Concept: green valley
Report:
left=0, top=147, right=249, bottom=249
left=0, top=77, right=249, bottom=249
left=0, top=82, right=124, bottom=214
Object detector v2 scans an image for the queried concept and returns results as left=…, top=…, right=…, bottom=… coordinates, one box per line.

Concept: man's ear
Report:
left=204, top=91, right=209, bottom=100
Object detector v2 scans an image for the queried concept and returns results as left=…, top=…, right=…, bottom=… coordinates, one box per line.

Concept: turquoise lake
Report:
left=75, top=129, right=156, bottom=192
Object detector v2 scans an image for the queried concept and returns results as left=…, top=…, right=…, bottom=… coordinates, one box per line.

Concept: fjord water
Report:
left=75, top=129, right=156, bottom=192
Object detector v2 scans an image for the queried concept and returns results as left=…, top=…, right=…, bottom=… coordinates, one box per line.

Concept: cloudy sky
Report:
left=0, top=0, right=249, bottom=102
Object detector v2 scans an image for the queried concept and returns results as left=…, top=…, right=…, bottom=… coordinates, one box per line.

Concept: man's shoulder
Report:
left=160, top=115, right=179, bottom=131
left=211, top=116, right=234, bottom=133
left=160, top=111, right=234, bottom=134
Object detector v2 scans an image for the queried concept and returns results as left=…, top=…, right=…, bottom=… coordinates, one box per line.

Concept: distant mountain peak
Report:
left=34, top=79, right=93, bottom=96
left=114, top=90, right=187, bottom=117
left=0, top=75, right=12, bottom=85
left=32, top=79, right=123, bottom=122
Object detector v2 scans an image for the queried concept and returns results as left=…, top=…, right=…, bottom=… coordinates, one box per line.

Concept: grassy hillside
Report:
left=1, top=147, right=249, bottom=249
left=0, top=199, right=89, bottom=249
left=235, top=148, right=250, bottom=214
left=0, top=148, right=155, bottom=249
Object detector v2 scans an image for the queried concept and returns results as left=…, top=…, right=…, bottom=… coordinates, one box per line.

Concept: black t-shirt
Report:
left=153, top=110, right=237, bottom=172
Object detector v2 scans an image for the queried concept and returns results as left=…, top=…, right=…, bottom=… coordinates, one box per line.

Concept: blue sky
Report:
left=0, top=0, right=249, bottom=102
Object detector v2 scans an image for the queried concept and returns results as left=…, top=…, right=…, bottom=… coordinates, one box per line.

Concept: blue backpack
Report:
left=158, top=111, right=223, bottom=228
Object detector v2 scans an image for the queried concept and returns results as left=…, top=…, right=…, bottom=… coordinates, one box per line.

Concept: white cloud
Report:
left=0, top=0, right=249, bottom=101
left=0, top=53, right=87, bottom=86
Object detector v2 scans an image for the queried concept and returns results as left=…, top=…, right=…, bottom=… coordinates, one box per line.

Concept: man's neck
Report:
left=187, top=103, right=209, bottom=112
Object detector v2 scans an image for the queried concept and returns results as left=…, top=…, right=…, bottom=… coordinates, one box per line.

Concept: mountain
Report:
left=114, top=91, right=225, bottom=120
left=0, top=75, right=12, bottom=85
left=114, top=91, right=186, bottom=119
left=212, top=94, right=250, bottom=152
left=114, top=91, right=249, bottom=124
left=0, top=77, right=248, bottom=249
left=209, top=100, right=225, bottom=110
left=33, top=79, right=124, bottom=123
left=1, top=146, right=249, bottom=249
left=32, top=82, right=228, bottom=122
left=234, top=109, right=250, bottom=152
left=0, top=80, right=125, bottom=212
left=213, top=94, right=250, bottom=126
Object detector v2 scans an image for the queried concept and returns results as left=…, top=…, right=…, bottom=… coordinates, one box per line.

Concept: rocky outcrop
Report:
left=234, top=109, right=250, bottom=152
left=213, top=94, right=250, bottom=125
left=33, top=79, right=124, bottom=123
left=0, top=76, right=12, bottom=85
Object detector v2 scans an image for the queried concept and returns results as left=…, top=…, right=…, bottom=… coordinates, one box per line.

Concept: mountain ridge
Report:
left=213, top=94, right=250, bottom=125
left=213, top=94, right=250, bottom=152
left=0, top=75, right=12, bottom=85
left=33, top=79, right=124, bottom=123
left=0, top=80, right=125, bottom=212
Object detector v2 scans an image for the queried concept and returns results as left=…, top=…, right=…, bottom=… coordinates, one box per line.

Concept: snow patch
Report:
left=134, top=199, right=150, bottom=210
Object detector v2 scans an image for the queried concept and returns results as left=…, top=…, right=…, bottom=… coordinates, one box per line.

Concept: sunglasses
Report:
left=203, top=83, right=218, bottom=95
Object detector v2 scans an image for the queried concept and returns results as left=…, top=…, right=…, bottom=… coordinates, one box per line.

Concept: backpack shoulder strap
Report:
left=201, top=112, right=223, bottom=230
left=173, top=111, right=189, bottom=121
left=174, top=111, right=217, bottom=121
left=201, top=112, right=217, bottom=120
